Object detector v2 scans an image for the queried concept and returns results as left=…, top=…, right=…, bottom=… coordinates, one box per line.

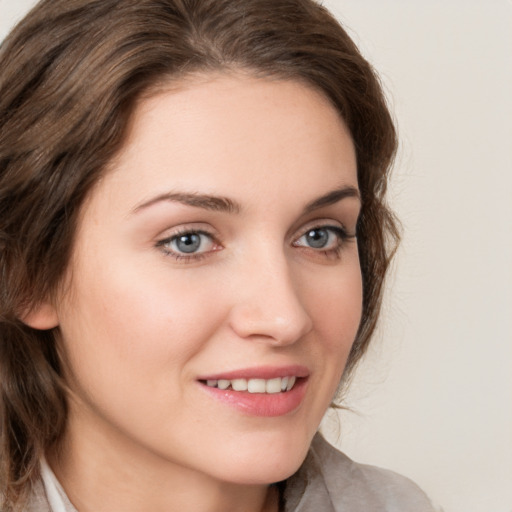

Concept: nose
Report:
left=227, top=254, right=313, bottom=346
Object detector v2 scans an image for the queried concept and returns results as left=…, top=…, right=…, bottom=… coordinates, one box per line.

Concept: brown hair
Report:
left=0, top=0, right=398, bottom=508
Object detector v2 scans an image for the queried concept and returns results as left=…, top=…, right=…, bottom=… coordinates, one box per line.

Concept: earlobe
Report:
left=21, top=302, right=59, bottom=330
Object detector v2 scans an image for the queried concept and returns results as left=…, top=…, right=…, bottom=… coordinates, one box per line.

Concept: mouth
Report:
left=197, top=366, right=309, bottom=417
left=200, top=376, right=299, bottom=394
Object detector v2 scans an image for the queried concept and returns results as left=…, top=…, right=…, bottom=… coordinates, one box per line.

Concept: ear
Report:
left=21, top=301, right=59, bottom=330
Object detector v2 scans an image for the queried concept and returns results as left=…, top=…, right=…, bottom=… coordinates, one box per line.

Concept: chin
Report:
left=207, top=427, right=314, bottom=485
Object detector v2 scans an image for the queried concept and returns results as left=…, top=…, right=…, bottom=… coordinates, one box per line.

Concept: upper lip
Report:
left=197, top=365, right=310, bottom=381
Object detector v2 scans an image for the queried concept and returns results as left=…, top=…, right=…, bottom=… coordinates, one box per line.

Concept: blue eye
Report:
left=304, top=228, right=330, bottom=249
left=295, top=226, right=344, bottom=251
left=173, top=233, right=203, bottom=253
left=159, top=230, right=216, bottom=257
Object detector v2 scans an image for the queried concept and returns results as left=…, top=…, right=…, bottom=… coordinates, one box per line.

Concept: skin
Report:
left=27, top=74, right=362, bottom=512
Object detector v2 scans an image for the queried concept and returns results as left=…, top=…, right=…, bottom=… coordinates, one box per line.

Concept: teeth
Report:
left=286, top=376, right=296, bottom=391
left=266, top=378, right=282, bottom=394
left=218, top=379, right=230, bottom=390
left=204, top=376, right=298, bottom=393
left=231, top=379, right=248, bottom=391
left=247, top=379, right=266, bottom=393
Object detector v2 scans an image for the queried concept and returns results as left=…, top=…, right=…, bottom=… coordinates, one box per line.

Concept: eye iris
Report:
left=306, top=229, right=329, bottom=248
left=175, top=233, right=201, bottom=253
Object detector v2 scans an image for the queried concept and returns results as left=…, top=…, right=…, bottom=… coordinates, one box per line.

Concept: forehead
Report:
left=93, top=73, right=357, bottom=214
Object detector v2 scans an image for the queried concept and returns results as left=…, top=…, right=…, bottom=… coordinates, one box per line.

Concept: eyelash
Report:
left=156, top=225, right=355, bottom=263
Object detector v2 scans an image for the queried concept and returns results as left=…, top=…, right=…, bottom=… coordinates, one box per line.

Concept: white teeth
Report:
left=231, top=379, right=248, bottom=391
left=204, top=376, right=298, bottom=393
left=266, top=378, right=282, bottom=394
left=218, top=379, right=230, bottom=390
left=247, top=379, right=266, bottom=393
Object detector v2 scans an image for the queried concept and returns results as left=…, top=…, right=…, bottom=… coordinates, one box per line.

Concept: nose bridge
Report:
left=228, top=242, right=313, bottom=345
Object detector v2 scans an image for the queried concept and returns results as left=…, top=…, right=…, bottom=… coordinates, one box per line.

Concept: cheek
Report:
left=56, top=262, right=225, bottom=393
left=298, top=259, right=363, bottom=396
left=54, top=268, right=230, bottom=440
left=303, top=260, right=363, bottom=350
left=293, top=262, right=362, bottom=433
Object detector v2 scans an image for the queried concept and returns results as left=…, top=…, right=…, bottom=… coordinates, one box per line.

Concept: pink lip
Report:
left=197, top=365, right=309, bottom=381
left=197, top=365, right=310, bottom=417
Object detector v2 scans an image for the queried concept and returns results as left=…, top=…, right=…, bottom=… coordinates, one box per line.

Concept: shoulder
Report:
left=285, top=434, right=440, bottom=512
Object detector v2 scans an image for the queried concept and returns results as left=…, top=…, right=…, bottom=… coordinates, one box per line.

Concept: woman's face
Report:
left=49, top=75, right=362, bottom=485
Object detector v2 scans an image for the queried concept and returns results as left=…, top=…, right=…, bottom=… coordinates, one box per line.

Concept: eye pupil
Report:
left=175, top=233, right=201, bottom=253
left=306, top=229, right=328, bottom=248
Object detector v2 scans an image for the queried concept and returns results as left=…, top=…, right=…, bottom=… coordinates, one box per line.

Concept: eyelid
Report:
left=292, top=218, right=356, bottom=240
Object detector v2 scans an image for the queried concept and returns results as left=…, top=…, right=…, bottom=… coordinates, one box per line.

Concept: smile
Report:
left=197, top=366, right=309, bottom=416
left=204, top=376, right=297, bottom=393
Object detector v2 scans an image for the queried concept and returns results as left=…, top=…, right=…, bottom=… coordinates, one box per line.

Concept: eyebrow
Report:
left=133, top=192, right=241, bottom=214
left=132, top=186, right=360, bottom=215
left=303, top=186, right=360, bottom=213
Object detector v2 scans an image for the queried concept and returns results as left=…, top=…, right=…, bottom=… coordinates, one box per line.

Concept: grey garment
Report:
left=26, top=434, right=438, bottom=511
left=284, top=434, right=439, bottom=511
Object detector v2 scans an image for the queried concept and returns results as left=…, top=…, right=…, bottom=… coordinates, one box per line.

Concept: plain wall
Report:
left=1, top=1, right=511, bottom=511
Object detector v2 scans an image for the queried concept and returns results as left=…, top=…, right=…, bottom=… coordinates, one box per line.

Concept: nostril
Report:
left=226, top=263, right=313, bottom=344
left=228, top=304, right=313, bottom=346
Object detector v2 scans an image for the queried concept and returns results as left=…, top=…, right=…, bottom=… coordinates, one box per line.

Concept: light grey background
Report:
left=1, top=1, right=511, bottom=511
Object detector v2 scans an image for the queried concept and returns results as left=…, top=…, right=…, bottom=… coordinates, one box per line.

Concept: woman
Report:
left=0, top=0, right=438, bottom=510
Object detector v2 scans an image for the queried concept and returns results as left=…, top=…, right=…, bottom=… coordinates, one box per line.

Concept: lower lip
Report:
left=199, top=378, right=308, bottom=417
